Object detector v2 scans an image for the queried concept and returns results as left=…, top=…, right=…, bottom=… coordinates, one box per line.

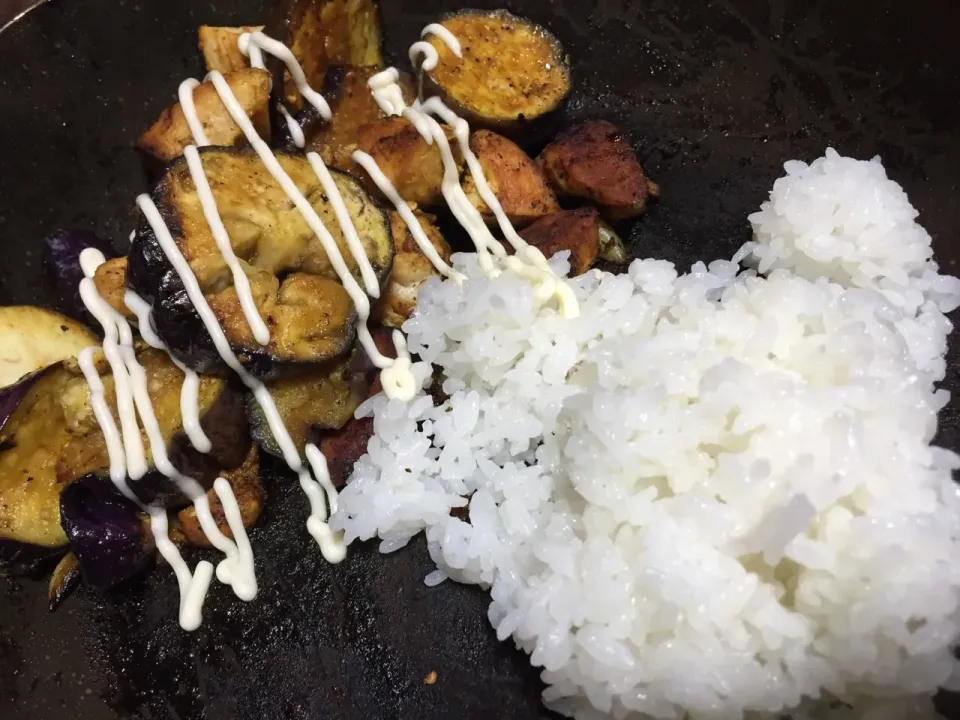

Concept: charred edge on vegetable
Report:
left=128, top=147, right=391, bottom=379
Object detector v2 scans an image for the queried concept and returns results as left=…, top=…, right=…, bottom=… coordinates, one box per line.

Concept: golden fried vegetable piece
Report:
left=307, top=66, right=416, bottom=171
left=177, top=444, right=263, bottom=548
left=354, top=117, right=461, bottom=208
left=463, top=130, right=559, bottom=228
left=248, top=356, right=367, bottom=458
left=517, top=207, right=628, bottom=276
left=92, top=257, right=134, bottom=321
left=268, top=0, right=383, bottom=112
left=137, top=68, right=272, bottom=164
left=538, top=120, right=659, bottom=220
left=129, top=148, right=395, bottom=373
left=422, top=10, right=570, bottom=136
left=375, top=209, right=453, bottom=328
left=197, top=25, right=265, bottom=73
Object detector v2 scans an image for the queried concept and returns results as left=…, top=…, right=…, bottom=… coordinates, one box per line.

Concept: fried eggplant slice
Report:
left=374, top=209, right=452, bottom=328
left=177, top=444, right=263, bottom=548
left=266, top=0, right=383, bottom=112
left=353, top=117, right=461, bottom=208
left=422, top=10, right=571, bottom=137
left=127, top=147, right=393, bottom=378
left=539, top=120, right=659, bottom=220
left=0, top=348, right=248, bottom=563
left=198, top=25, right=265, bottom=74
left=0, top=306, right=97, bottom=389
left=305, top=66, right=416, bottom=170
left=248, top=357, right=366, bottom=458
left=60, top=474, right=155, bottom=590
left=462, top=130, right=559, bottom=228
left=137, top=68, right=272, bottom=164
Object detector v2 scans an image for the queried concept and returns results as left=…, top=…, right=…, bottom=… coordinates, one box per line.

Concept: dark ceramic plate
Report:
left=2, top=0, right=960, bottom=718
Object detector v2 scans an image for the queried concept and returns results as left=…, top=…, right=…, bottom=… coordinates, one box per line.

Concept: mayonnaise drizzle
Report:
left=136, top=192, right=347, bottom=561
left=178, top=78, right=209, bottom=146
left=366, top=33, right=580, bottom=318
left=79, top=249, right=257, bottom=629
left=366, top=72, right=505, bottom=275
left=237, top=31, right=332, bottom=120
left=203, top=70, right=408, bottom=394
left=279, top=103, right=306, bottom=148
left=352, top=149, right=464, bottom=284
left=409, top=24, right=462, bottom=74
left=183, top=145, right=271, bottom=345
left=123, top=290, right=211, bottom=453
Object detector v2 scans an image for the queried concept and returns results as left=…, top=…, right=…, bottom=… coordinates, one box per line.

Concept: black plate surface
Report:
left=1, top=0, right=959, bottom=718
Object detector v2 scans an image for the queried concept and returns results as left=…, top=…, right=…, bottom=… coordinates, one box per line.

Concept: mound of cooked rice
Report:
left=331, top=149, right=960, bottom=719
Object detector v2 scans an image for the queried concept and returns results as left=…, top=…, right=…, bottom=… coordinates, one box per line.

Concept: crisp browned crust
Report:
left=519, top=207, right=601, bottom=276
left=463, top=130, right=559, bottom=227
left=307, top=66, right=416, bottom=171
left=353, top=117, right=461, bottom=207
left=270, top=0, right=383, bottom=111
left=177, top=444, right=263, bottom=547
left=137, top=68, right=272, bottom=163
left=197, top=26, right=265, bottom=74
left=92, top=257, right=134, bottom=320
left=539, top=120, right=657, bottom=220
left=375, top=209, right=452, bottom=328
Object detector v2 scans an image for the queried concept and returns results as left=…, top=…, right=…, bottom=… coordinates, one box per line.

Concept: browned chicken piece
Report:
left=518, top=207, right=629, bottom=276
left=92, top=256, right=134, bottom=320
left=539, top=120, right=659, bottom=220
left=176, top=444, right=263, bottom=548
left=137, top=68, right=272, bottom=163
left=462, top=130, right=560, bottom=228
left=307, top=66, right=416, bottom=171
left=374, top=209, right=453, bottom=328
left=197, top=25, right=264, bottom=73
left=353, top=117, right=461, bottom=207
left=268, top=0, right=383, bottom=112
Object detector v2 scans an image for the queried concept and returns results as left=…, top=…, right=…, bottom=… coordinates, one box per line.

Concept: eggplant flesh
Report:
left=0, top=347, right=249, bottom=570
left=0, top=305, right=98, bottom=389
left=421, top=10, right=571, bottom=140
left=249, top=357, right=366, bottom=458
left=127, top=147, right=393, bottom=379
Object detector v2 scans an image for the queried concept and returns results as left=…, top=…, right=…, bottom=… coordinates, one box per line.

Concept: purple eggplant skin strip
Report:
left=44, top=229, right=118, bottom=325
left=59, top=474, right=156, bottom=591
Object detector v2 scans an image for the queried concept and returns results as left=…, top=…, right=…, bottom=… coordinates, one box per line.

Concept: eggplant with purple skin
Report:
left=0, top=305, right=98, bottom=389
left=44, top=229, right=118, bottom=325
left=127, top=147, right=393, bottom=379
left=0, top=346, right=250, bottom=574
left=60, top=474, right=155, bottom=590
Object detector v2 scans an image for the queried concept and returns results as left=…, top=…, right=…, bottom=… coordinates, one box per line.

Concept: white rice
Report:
left=331, top=149, right=960, bottom=719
